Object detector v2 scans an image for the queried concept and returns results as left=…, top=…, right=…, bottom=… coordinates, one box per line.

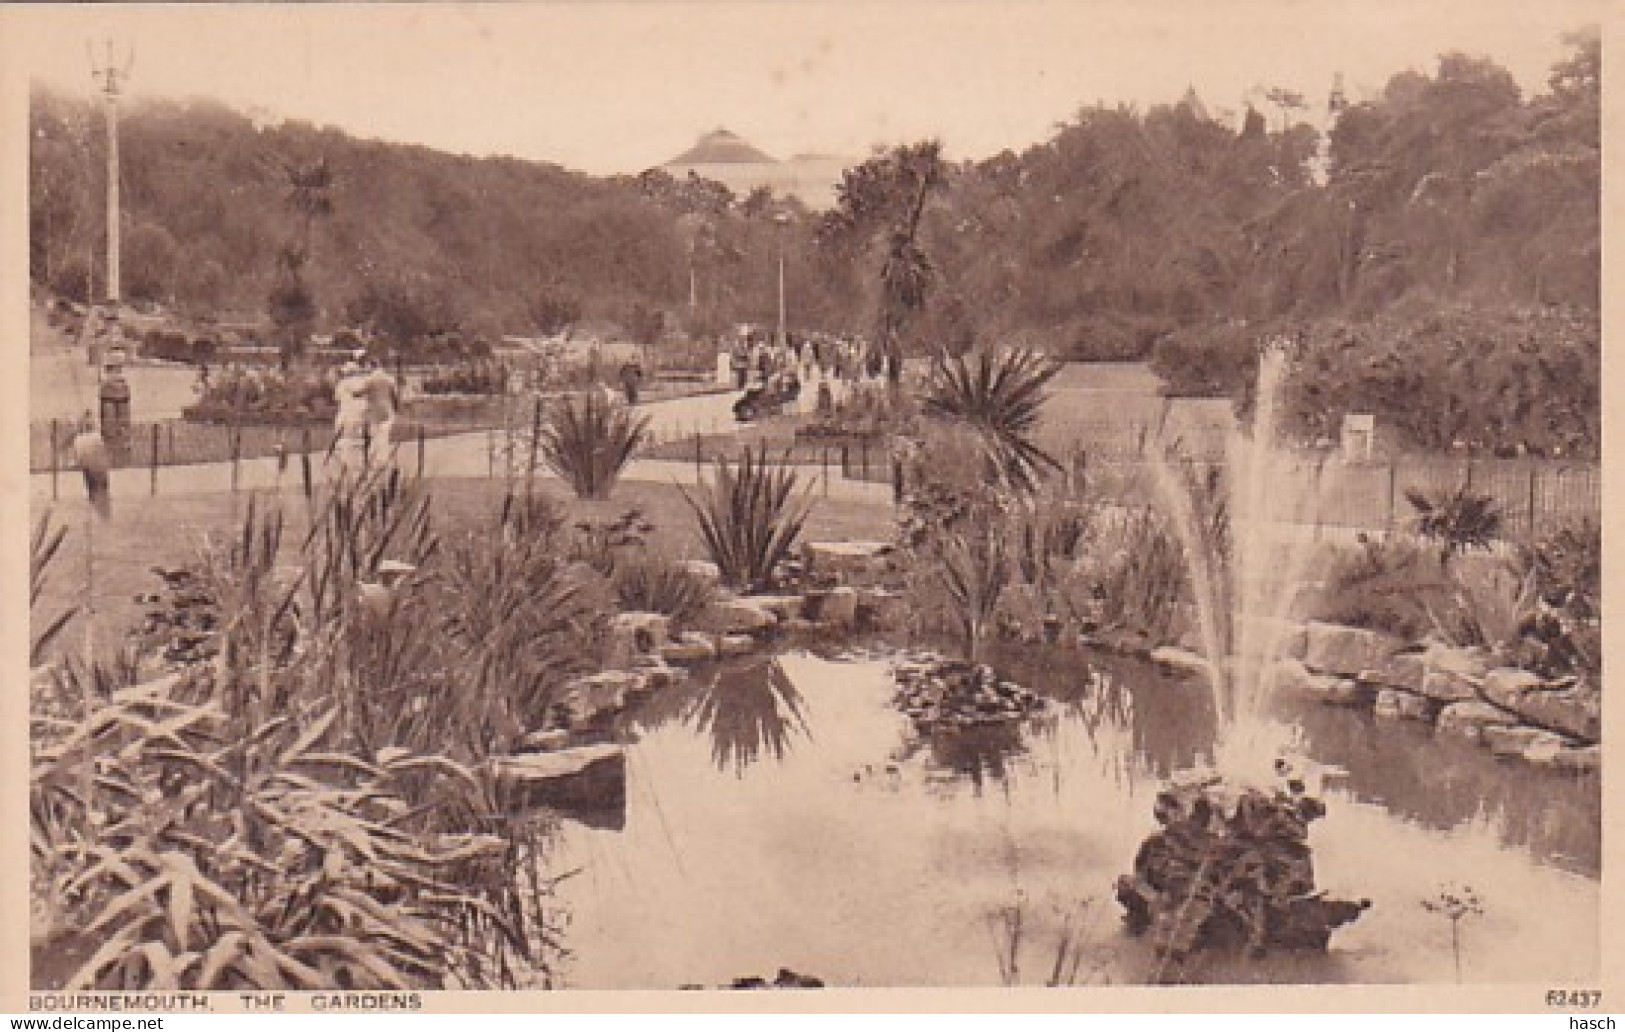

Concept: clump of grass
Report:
left=31, top=512, right=76, bottom=667
left=938, top=530, right=1011, bottom=662
left=681, top=444, right=813, bottom=593
left=32, top=476, right=583, bottom=992
left=611, top=553, right=716, bottom=624
left=1086, top=507, right=1189, bottom=645
left=32, top=662, right=510, bottom=991
left=540, top=390, right=650, bottom=500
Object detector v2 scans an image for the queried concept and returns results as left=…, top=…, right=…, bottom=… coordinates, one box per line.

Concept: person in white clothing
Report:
left=330, top=361, right=372, bottom=475
left=360, top=360, right=400, bottom=467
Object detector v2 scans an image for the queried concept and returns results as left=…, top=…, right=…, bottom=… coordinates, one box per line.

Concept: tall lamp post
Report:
left=774, top=211, right=790, bottom=348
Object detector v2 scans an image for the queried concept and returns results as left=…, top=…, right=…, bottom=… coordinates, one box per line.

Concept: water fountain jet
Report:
left=1149, top=343, right=1333, bottom=780
left=1116, top=343, right=1370, bottom=978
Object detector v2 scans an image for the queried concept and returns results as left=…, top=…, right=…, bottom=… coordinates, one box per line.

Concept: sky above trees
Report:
left=5, top=0, right=1604, bottom=175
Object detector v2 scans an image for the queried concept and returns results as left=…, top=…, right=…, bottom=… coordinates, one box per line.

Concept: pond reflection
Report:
left=634, top=656, right=812, bottom=776
left=555, top=648, right=1598, bottom=989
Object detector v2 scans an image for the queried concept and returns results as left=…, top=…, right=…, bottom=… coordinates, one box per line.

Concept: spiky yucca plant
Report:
left=923, top=346, right=1063, bottom=495
left=680, top=445, right=813, bottom=593
left=540, top=390, right=650, bottom=500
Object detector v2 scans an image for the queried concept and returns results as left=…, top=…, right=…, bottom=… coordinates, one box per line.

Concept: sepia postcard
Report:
left=0, top=0, right=1618, bottom=1015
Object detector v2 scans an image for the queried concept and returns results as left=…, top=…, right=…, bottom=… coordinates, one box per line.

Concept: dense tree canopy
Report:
left=29, top=32, right=1598, bottom=455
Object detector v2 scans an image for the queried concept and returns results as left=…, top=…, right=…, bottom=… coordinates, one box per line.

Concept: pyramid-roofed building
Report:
left=662, top=128, right=851, bottom=210
left=667, top=128, right=779, bottom=165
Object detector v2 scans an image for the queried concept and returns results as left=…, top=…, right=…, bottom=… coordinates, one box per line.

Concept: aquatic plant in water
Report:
left=1114, top=765, right=1369, bottom=983
left=1421, top=883, right=1483, bottom=983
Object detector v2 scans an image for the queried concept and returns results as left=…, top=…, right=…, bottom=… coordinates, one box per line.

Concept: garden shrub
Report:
left=434, top=491, right=612, bottom=753
left=1079, top=507, right=1191, bottom=646
left=1420, top=556, right=1536, bottom=652
left=611, top=554, right=716, bottom=625
left=1512, top=519, right=1601, bottom=683
left=539, top=390, right=649, bottom=500
left=1406, top=484, right=1504, bottom=565
left=936, top=530, right=1013, bottom=662
left=31, top=476, right=597, bottom=990
left=921, top=346, right=1063, bottom=496
left=186, top=366, right=336, bottom=424
left=1313, top=534, right=1441, bottom=641
left=420, top=363, right=507, bottom=396
left=31, top=663, right=523, bottom=990
left=681, top=444, right=812, bottom=593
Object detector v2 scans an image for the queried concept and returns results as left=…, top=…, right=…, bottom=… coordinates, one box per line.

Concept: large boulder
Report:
left=1303, top=622, right=1400, bottom=677
left=1234, top=617, right=1309, bottom=662
left=713, top=596, right=779, bottom=636
left=1480, top=668, right=1544, bottom=709
left=630, top=656, right=685, bottom=691
left=1418, top=645, right=1491, bottom=702
left=1373, top=689, right=1436, bottom=722
left=677, top=559, right=722, bottom=588
left=492, top=744, right=626, bottom=823
left=660, top=631, right=718, bottom=666
left=1481, top=724, right=1572, bottom=760
left=1507, top=687, right=1601, bottom=744
left=1420, top=667, right=1481, bottom=703
left=718, top=633, right=758, bottom=658
left=516, top=728, right=572, bottom=752
left=803, top=541, right=893, bottom=582
left=559, top=670, right=647, bottom=725
left=1480, top=669, right=1600, bottom=743
left=856, top=587, right=909, bottom=631
left=747, top=594, right=805, bottom=622
left=1114, top=771, right=1367, bottom=982
left=608, top=611, right=672, bottom=665
left=1149, top=646, right=1212, bottom=679
left=1552, top=744, right=1601, bottom=775
left=1359, top=652, right=1425, bottom=694
left=814, top=586, right=860, bottom=629
left=1275, top=658, right=1370, bottom=706
left=1436, top=700, right=1518, bottom=742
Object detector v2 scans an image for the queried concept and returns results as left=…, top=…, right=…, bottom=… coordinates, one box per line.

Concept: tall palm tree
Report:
left=876, top=142, right=943, bottom=384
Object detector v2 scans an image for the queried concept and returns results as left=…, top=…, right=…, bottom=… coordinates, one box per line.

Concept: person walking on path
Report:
left=329, top=360, right=372, bottom=475
left=360, top=357, right=400, bottom=467
left=72, top=411, right=112, bottom=521
left=619, top=360, right=644, bottom=405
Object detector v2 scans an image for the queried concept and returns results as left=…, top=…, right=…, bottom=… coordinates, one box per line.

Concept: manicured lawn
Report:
left=30, top=474, right=900, bottom=665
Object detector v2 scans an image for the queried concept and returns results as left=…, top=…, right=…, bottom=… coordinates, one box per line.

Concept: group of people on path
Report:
left=727, top=329, right=876, bottom=392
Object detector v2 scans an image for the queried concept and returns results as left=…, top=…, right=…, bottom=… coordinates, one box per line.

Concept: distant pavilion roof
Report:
left=666, top=128, right=779, bottom=166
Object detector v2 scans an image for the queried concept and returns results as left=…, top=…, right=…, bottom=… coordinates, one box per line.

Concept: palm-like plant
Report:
left=539, top=391, right=650, bottom=500
left=923, top=347, right=1063, bottom=495
left=681, top=445, right=813, bottom=593
left=938, top=530, right=1012, bottom=662
left=1406, top=484, right=1503, bottom=566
